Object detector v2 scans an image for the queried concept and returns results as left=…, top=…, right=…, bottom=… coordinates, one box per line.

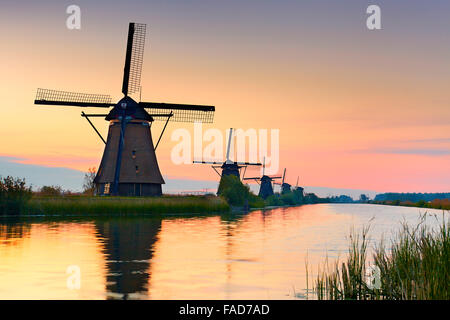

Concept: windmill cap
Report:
left=106, top=96, right=152, bottom=121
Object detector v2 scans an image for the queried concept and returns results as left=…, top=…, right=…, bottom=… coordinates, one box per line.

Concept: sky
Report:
left=0, top=0, right=449, bottom=194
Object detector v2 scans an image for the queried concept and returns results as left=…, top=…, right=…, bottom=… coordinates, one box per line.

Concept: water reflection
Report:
left=0, top=204, right=444, bottom=299
left=94, top=218, right=161, bottom=299
left=0, top=220, right=31, bottom=246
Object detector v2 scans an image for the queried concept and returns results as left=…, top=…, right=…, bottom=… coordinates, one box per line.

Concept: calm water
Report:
left=0, top=204, right=445, bottom=299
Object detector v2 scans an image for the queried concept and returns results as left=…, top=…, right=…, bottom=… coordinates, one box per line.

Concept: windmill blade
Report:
left=226, top=128, right=233, bottom=162
left=35, top=88, right=113, bottom=108
left=122, top=22, right=146, bottom=96
left=233, top=161, right=262, bottom=166
left=243, top=177, right=260, bottom=180
left=139, top=102, right=215, bottom=123
left=262, top=156, right=266, bottom=176
left=193, top=160, right=223, bottom=164
left=269, top=176, right=282, bottom=179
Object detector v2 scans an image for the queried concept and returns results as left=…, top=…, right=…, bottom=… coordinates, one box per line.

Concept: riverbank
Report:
left=370, top=199, right=450, bottom=210
left=18, top=195, right=230, bottom=216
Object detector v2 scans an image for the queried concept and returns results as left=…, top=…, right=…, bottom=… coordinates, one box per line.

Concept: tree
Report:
left=39, top=185, right=63, bottom=196
left=359, top=194, right=369, bottom=203
left=83, top=167, right=97, bottom=195
left=217, top=175, right=250, bottom=206
left=0, top=176, right=32, bottom=215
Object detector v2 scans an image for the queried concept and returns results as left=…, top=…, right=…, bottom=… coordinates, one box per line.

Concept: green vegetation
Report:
left=218, top=175, right=252, bottom=207
left=37, top=185, right=64, bottom=196
left=374, top=192, right=450, bottom=203
left=372, top=199, right=450, bottom=210
left=1, top=174, right=323, bottom=216
left=218, top=174, right=318, bottom=208
left=25, top=195, right=229, bottom=216
left=265, top=189, right=322, bottom=207
left=0, top=176, right=32, bottom=215
left=314, top=213, right=449, bottom=300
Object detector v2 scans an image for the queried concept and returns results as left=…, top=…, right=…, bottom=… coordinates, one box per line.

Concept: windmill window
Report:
left=104, top=183, right=110, bottom=195
left=132, top=150, right=136, bottom=159
left=135, top=165, right=139, bottom=174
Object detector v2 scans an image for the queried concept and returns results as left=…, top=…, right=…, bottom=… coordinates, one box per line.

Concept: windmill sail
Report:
left=140, top=102, right=215, bottom=123
left=35, top=88, right=113, bottom=108
left=122, top=23, right=146, bottom=96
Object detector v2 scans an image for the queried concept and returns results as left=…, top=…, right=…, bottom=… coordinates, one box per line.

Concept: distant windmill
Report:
left=294, top=176, right=305, bottom=197
left=34, top=22, right=215, bottom=196
left=193, top=128, right=261, bottom=185
left=243, top=157, right=281, bottom=199
left=274, top=168, right=291, bottom=194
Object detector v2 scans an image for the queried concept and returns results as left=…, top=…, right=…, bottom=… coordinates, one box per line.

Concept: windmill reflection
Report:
left=95, top=218, right=161, bottom=299
left=0, top=220, right=31, bottom=246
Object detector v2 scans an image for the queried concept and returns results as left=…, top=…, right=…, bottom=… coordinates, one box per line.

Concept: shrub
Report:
left=217, top=175, right=264, bottom=208
left=0, top=176, right=32, bottom=215
left=280, top=192, right=296, bottom=205
left=38, top=185, right=63, bottom=196
left=217, top=175, right=250, bottom=206
left=248, top=193, right=265, bottom=208
left=416, top=200, right=426, bottom=207
left=265, top=194, right=282, bottom=206
left=292, top=188, right=305, bottom=204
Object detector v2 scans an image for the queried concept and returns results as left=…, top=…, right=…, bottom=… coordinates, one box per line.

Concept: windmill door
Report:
left=135, top=184, right=141, bottom=196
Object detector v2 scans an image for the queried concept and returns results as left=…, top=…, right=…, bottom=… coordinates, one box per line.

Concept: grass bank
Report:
left=371, top=199, right=450, bottom=210
left=22, top=195, right=229, bottom=216
left=314, top=212, right=449, bottom=300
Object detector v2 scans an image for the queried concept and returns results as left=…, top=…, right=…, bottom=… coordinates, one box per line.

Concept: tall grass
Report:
left=373, top=199, right=450, bottom=210
left=315, top=212, right=449, bottom=300
left=24, top=195, right=229, bottom=216
left=0, top=176, right=32, bottom=215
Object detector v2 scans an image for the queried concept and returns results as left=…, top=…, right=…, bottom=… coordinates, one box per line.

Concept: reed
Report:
left=314, top=212, right=449, bottom=300
left=24, top=195, right=229, bottom=216
left=0, top=176, right=32, bottom=215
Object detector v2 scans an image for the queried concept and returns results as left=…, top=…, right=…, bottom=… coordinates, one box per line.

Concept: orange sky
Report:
left=0, top=1, right=449, bottom=192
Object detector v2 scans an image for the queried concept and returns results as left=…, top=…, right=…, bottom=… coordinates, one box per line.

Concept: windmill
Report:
left=243, top=157, right=281, bottom=199
left=274, top=168, right=291, bottom=194
left=294, top=176, right=304, bottom=193
left=34, top=22, right=215, bottom=196
left=193, top=128, right=261, bottom=189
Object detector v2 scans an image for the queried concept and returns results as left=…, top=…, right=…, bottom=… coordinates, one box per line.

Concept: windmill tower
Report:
left=243, top=157, right=281, bottom=199
left=274, top=168, right=291, bottom=194
left=34, top=22, right=215, bottom=196
left=293, top=176, right=304, bottom=202
left=193, top=128, right=261, bottom=191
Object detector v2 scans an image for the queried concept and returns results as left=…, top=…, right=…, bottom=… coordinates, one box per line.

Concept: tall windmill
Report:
left=34, top=22, right=215, bottom=196
left=243, top=157, right=281, bottom=199
left=274, top=168, right=291, bottom=194
left=193, top=128, right=261, bottom=185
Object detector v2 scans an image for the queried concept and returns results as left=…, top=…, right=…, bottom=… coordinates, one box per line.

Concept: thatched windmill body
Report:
left=291, top=176, right=305, bottom=203
left=34, top=23, right=215, bottom=196
left=243, top=157, right=281, bottom=199
left=274, top=168, right=291, bottom=194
